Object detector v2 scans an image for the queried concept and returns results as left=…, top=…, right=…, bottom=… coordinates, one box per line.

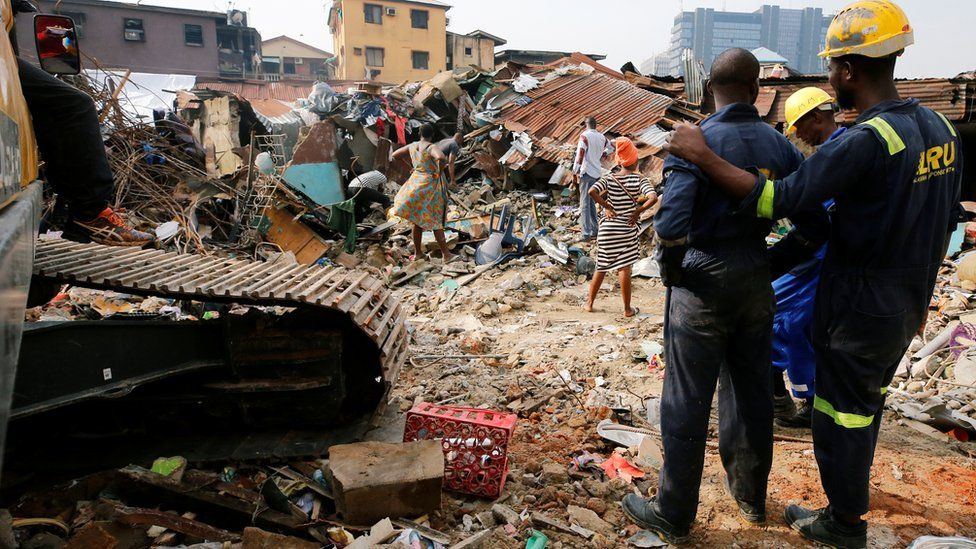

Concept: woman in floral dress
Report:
left=391, top=124, right=456, bottom=262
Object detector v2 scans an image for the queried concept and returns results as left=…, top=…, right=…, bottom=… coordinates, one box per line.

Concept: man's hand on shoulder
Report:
left=664, top=123, right=708, bottom=165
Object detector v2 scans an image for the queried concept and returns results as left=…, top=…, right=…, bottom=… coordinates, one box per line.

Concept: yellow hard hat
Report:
left=785, top=87, right=835, bottom=131
left=820, top=0, right=913, bottom=58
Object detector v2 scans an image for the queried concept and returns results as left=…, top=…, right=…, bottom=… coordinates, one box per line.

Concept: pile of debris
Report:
left=888, top=219, right=976, bottom=447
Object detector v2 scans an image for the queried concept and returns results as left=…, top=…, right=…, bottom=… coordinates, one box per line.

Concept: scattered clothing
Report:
left=392, top=143, right=447, bottom=231
left=592, top=173, right=653, bottom=272
left=326, top=197, right=358, bottom=253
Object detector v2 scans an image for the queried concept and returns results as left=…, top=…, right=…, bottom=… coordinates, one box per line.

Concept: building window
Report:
left=365, top=47, right=384, bottom=67
left=123, top=18, right=144, bottom=42
left=353, top=47, right=363, bottom=56
left=62, top=11, right=85, bottom=37
left=184, top=24, right=203, bottom=46
left=464, top=46, right=473, bottom=56
left=364, top=3, right=382, bottom=24
left=284, top=60, right=296, bottom=74
left=411, top=9, right=428, bottom=29
left=412, top=51, right=429, bottom=70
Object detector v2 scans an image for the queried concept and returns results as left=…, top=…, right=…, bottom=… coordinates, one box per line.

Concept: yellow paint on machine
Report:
left=0, top=0, right=39, bottom=191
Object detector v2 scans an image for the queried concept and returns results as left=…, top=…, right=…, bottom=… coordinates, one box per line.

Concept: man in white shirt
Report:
left=572, top=117, right=612, bottom=240
left=347, top=167, right=392, bottom=222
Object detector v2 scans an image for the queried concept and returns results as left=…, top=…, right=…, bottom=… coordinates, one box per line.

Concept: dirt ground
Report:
left=388, top=258, right=976, bottom=548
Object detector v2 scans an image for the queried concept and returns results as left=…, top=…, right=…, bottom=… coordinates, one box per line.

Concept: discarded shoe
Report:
left=785, top=505, right=867, bottom=549
left=621, top=494, right=690, bottom=545
left=724, top=476, right=766, bottom=524
left=774, top=394, right=796, bottom=421
left=776, top=400, right=813, bottom=429
left=74, top=207, right=154, bottom=247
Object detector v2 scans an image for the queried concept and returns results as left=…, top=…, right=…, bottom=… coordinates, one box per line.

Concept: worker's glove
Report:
left=655, top=242, right=687, bottom=288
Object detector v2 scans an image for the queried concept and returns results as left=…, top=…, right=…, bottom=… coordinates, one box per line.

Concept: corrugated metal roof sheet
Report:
left=635, top=124, right=669, bottom=149
left=761, top=78, right=972, bottom=124
left=755, top=87, right=777, bottom=117
left=499, top=73, right=673, bottom=149
left=194, top=81, right=315, bottom=102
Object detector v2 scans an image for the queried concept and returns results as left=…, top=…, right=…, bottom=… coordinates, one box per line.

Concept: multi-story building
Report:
left=328, top=0, right=450, bottom=82
left=15, top=0, right=262, bottom=78
left=665, top=5, right=832, bottom=77
left=446, top=30, right=505, bottom=71
left=640, top=52, right=670, bottom=76
left=261, top=36, right=335, bottom=81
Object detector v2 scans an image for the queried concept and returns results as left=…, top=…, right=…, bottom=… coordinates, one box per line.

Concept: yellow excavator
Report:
left=0, top=0, right=407, bottom=484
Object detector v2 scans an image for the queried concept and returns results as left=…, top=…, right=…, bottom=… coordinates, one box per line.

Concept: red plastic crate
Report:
left=403, top=403, right=517, bottom=499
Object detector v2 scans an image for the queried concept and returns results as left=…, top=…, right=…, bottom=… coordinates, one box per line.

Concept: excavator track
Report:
left=31, top=238, right=409, bottom=385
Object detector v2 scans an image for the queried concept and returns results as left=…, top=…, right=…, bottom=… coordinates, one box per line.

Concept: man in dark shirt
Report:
left=622, top=48, right=806, bottom=544
left=436, top=132, right=464, bottom=185
left=663, top=2, right=962, bottom=546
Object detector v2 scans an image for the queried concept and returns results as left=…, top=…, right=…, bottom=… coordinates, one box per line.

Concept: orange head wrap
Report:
left=615, top=137, right=638, bottom=167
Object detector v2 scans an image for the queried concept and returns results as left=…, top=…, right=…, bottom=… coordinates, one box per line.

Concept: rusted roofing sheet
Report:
left=761, top=78, right=971, bottom=124
left=194, top=81, right=315, bottom=102
left=755, top=87, right=777, bottom=117
left=499, top=73, right=673, bottom=147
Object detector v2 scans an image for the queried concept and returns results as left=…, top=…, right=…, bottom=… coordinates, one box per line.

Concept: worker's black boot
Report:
left=776, top=400, right=813, bottom=428
left=621, top=494, right=691, bottom=545
left=785, top=505, right=867, bottom=549
left=773, top=394, right=796, bottom=421
left=724, top=477, right=766, bottom=523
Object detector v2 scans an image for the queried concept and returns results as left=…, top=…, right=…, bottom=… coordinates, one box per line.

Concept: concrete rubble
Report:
left=5, top=52, right=976, bottom=549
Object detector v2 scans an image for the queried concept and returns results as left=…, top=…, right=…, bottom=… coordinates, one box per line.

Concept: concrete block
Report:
left=328, top=440, right=444, bottom=526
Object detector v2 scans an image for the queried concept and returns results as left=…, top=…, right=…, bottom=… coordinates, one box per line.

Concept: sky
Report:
left=120, top=0, right=975, bottom=78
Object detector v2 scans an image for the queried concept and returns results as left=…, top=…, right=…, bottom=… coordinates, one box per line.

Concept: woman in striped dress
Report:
left=584, top=137, right=657, bottom=317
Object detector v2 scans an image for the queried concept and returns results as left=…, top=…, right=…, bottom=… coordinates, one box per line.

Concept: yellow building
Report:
left=328, top=0, right=449, bottom=83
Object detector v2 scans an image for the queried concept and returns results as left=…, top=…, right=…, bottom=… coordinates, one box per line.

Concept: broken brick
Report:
left=327, top=440, right=444, bottom=526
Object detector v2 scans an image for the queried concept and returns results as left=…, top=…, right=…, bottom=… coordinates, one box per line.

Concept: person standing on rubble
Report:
left=662, top=2, right=963, bottom=546
left=11, top=1, right=153, bottom=246
left=391, top=124, right=457, bottom=262
left=437, top=132, right=464, bottom=187
left=572, top=117, right=612, bottom=241
left=769, top=87, right=845, bottom=429
left=622, top=48, right=806, bottom=545
left=583, top=137, right=656, bottom=317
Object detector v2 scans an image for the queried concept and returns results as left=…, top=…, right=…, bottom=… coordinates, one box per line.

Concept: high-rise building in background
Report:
left=666, top=5, right=833, bottom=77
left=640, top=52, right=671, bottom=76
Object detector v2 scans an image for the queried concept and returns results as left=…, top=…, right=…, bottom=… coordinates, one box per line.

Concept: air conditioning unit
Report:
left=385, top=7, right=397, bottom=16
left=294, top=58, right=304, bottom=64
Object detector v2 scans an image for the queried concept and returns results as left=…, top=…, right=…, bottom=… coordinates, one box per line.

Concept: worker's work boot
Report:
left=776, top=400, right=813, bottom=428
left=773, top=394, right=796, bottom=421
left=785, top=505, right=867, bottom=549
left=724, top=477, right=766, bottom=524
left=74, top=207, right=155, bottom=247
left=621, top=494, right=690, bottom=545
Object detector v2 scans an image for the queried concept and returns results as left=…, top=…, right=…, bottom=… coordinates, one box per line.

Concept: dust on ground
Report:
left=386, top=258, right=976, bottom=548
